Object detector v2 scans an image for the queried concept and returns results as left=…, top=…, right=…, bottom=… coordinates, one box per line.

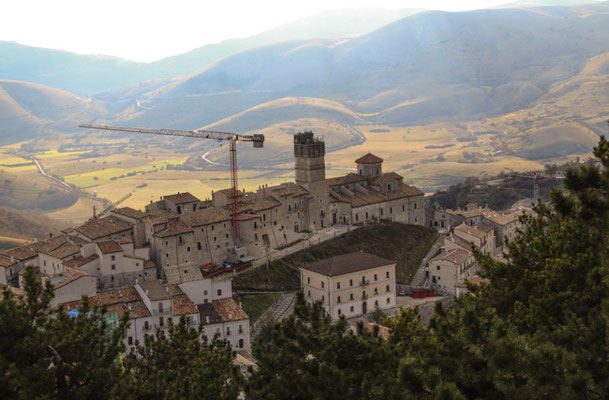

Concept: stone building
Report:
left=328, top=154, right=425, bottom=226
left=138, top=131, right=426, bottom=283
left=63, top=278, right=250, bottom=352
left=428, top=248, right=476, bottom=295
left=300, top=252, right=397, bottom=320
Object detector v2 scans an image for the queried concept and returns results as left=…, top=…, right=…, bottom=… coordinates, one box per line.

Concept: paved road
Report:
left=32, top=158, right=72, bottom=189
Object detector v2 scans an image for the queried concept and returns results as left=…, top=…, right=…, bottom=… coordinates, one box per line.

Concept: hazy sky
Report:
left=0, top=0, right=543, bottom=62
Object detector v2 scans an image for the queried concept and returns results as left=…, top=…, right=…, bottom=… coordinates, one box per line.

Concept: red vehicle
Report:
left=200, top=259, right=253, bottom=279
left=410, top=288, right=436, bottom=298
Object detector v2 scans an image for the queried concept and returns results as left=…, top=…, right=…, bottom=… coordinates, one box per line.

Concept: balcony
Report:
left=359, top=279, right=370, bottom=287
left=361, top=293, right=368, bottom=300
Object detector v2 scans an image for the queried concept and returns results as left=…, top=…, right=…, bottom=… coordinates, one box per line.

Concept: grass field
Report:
left=233, top=222, right=438, bottom=292
left=235, top=293, right=281, bottom=323
left=63, top=159, right=186, bottom=187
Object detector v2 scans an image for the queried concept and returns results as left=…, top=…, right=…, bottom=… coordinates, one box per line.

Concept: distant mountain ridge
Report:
left=110, top=3, right=609, bottom=131
left=0, top=8, right=421, bottom=94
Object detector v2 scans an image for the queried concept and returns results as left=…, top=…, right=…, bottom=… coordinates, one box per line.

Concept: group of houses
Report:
left=426, top=204, right=528, bottom=295
left=0, top=131, right=429, bottom=349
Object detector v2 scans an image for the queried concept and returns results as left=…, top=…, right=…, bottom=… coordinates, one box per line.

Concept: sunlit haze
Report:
left=2, top=0, right=519, bottom=62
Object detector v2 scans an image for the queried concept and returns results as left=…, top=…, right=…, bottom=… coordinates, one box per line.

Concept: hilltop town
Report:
left=0, top=131, right=532, bottom=354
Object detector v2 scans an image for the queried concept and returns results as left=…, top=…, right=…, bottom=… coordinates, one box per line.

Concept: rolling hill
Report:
left=114, top=4, right=609, bottom=132
left=0, top=80, right=110, bottom=144
left=0, top=8, right=421, bottom=95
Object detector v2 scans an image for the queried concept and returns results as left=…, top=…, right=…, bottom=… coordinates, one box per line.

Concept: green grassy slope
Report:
left=233, top=223, right=438, bottom=291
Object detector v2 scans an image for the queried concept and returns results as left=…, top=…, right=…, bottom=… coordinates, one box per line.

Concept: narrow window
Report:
left=197, top=242, right=202, bottom=250
left=217, top=289, right=222, bottom=296
left=337, top=282, right=341, bottom=289
left=321, top=281, right=324, bottom=288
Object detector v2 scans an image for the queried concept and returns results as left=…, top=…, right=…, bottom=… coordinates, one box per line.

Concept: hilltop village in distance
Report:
left=0, top=131, right=530, bottom=353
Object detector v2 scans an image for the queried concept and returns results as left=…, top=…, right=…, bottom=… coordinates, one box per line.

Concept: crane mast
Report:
left=79, top=124, right=264, bottom=243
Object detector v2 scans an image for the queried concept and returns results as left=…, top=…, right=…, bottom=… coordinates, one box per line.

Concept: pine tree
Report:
left=120, top=317, right=242, bottom=400
left=0, top=266, right=128, bottom=400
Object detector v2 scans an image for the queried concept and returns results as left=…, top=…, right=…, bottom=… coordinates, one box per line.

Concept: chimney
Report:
left=145, top=289, right=149, bottom=296
left=228, top=313, right=233, bottom=320
left=239, top=301, right=242, bottom=308
left=165, top=286, right=169, bottom=294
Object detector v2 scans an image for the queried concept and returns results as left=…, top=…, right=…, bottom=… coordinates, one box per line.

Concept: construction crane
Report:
left=79, top=124, right=265, bottom=243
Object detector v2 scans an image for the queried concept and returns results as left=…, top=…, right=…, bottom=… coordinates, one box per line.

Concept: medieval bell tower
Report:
left=293, top=131, right=330, bottom=231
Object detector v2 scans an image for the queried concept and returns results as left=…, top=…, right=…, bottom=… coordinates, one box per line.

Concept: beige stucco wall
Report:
left=301, top=263, right=396, bottom=320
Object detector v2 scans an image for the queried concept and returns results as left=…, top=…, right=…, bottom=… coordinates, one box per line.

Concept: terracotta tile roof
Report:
left=112, top=207, right=147, bottom=219
left=75, top=216, right=133, bottom=240
left=301, top=252, right=395, bottom=277
left=238, top=212, right=261, bottom=221
left=327, top=173, right=368, bottom=186
left=147, top=209, right=169, bottom=218
left=119, top=236, right=134, bottom=244
left=63, top=254, right=99, bottom=268
left=45, top=244, right=81, bottom=260
left=65, top=286, right=150, bottom=318
left=53, top=269, right=94, bottom=290
left=445, top=235, right=472, bottom=251
left=154, top=218, right=193, bottom=238
left=93, top=286, right=141, bottom=304
left=269, top=182, right=309, bottom=197
left=1, top=243, right=42, bottom=261
left=0, top=256, right=18, bottom=267
left=445, top=208, right=486, bottom=219
left=238, top=197, right=281, bottom=213
left=96, top=240, right=123, bottom=254
left=355, top=153, right=384, bottom=164
left=190, top=208, right=232, bottom=226
left=475, top=223, right=494, bottom=233
left=38, top=235, right=71, bottom=253
left=330, top=182, right=423, bottom=207
left=212, top=297, right=248, bottom=321
left=369, top=172, right=403, bottom=186
left=198, top=303, right=223, bottom=325
left=163, top=192, right=200, bottom=204
left=431, top=248, right=472, bottom=265
left=173, top=294, right=199, bottom=316
left=138, top=280, right=174, bottom=300
left=455, top=224, right=487, bottom=240
left=107, top=301, right=151, bottom=319
left=482, top=210, right=519, bottom=226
